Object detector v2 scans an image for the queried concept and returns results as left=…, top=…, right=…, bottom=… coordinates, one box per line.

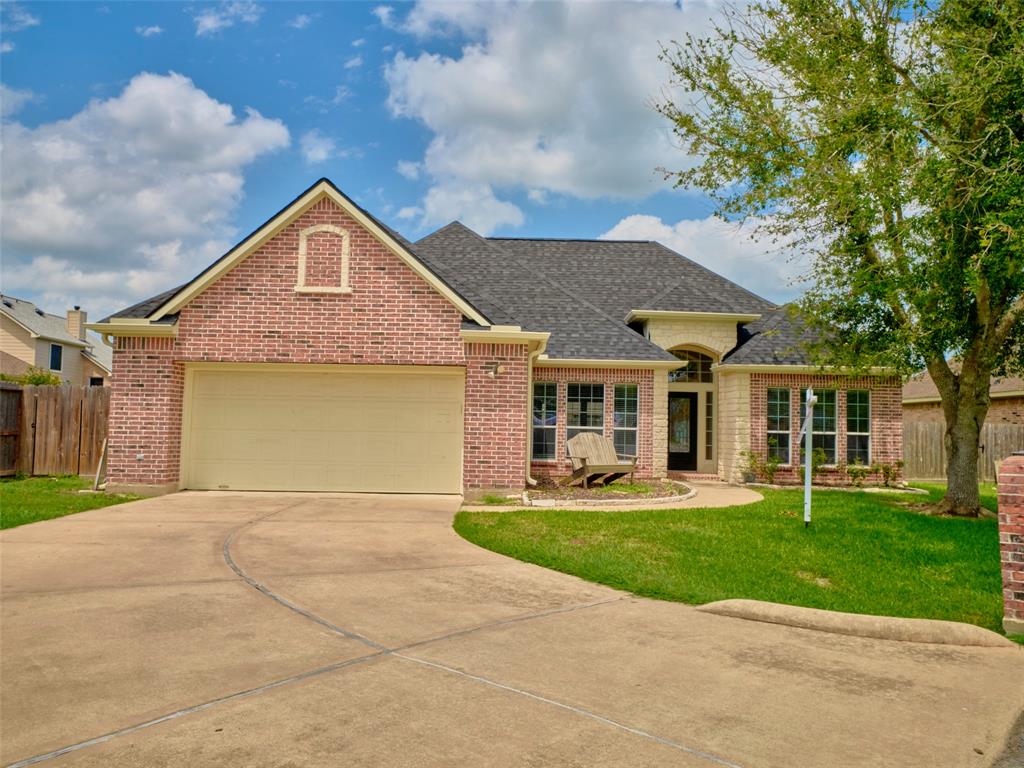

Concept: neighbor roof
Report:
left=719, top=305, right=818, bottom=366
left=1, top=295, right=87, bottom=347
left=903, top=368, right=1024, bottom=402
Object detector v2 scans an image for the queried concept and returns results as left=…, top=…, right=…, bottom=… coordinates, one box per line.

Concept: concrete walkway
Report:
left=2, top=492, right=1022, bottom=767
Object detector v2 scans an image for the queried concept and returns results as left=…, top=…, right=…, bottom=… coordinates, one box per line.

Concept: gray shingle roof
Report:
left=415, top=224, right=677, bottom=361
left=488, top=238, right=776, bottom=321
left=720, top=305, right=818, bottom=366
left=83, top=341, right=113, bottom=373
left=1, top=295, right=86, bottom=346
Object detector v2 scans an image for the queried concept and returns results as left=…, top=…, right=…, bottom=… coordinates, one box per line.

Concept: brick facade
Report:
left=463, top=343, right=530, bottom=490
left=998, top=454, right=1024, bottom=635
left=529, top=367, right=656, bottom=481
left=904, top=396, right=1024, bottom=426
left=749, top=372, right=902, bottom=485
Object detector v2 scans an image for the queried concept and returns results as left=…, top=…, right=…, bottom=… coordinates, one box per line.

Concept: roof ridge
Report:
left=488, top=236, right=653, bottom=244
left=478, top=232, right=676, bottom=361
left=641, top=240, right=777, bottom=310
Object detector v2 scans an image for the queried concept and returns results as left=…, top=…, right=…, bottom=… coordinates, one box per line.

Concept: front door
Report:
left=668, top=392, right=699, bottom=471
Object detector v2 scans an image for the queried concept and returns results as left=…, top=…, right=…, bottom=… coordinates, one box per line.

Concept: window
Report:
left=704, top=392, right=714, bottom=461
left=846, top=390, right=871, bottom=465
left=89, top=377, right=104, bottom=387
left=49, top=343, right=63, bottom=372
left=613, top=384, right=638, bottom=457
left=767, top=388, right=791, bottom=463
left=567, top=383, right=604, bottom=440
left=669, top=350, right=714, bottom=383
left=800, top=389, right=837, bottom=464
left=532, top=382, right=558, bottom=460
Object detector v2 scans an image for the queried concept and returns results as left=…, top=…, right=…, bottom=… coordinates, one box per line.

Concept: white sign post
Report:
left=797, top=387, right=817, bottom=528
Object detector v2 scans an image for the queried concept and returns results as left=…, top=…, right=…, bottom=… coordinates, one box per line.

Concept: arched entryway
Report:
left=667, top=348, right=716, bottom=473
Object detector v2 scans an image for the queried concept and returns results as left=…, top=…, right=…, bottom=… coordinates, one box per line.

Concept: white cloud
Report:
left=2, top=3, right=40, bottom=33
left=600, top=214, right=806, bottom=303
left=194, top=1, right=263, bottom=37
left=422, top=182, right=523, bottom=235
left=372, top=6, right=395, bottom=28
left=344, top=55, right=363, bottom=70
left=287, top=13, right=316, bottom=29
left=135, top=25, right=163, bottom=37
left=1, top=41, right=14, bottom=54
left=396, top=160, right=421, bottom=180
left=0, top=71, right=289, bottom=317
left=352, top=38, right=366, bottom=47
left=0, top=84, right=34, bottom=117
left=299, top=129, right=336, bottom=163
left=383, top=0, right=726, bottom=228
left=396, top=206, right=423, bottom=220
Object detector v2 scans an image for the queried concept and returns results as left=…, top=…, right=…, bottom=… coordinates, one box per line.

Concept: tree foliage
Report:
left=658, top=0, right=1024, bottom=514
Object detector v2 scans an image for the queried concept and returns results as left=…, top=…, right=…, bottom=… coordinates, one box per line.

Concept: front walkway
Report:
left=2, top=492, right=1021, bottom=767
left=462, top=480, right=763, bottom=511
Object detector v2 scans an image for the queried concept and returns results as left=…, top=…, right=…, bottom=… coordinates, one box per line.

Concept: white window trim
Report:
left=532, top=382, right=558, bottom=462
left=613, top=383, right=639, bottom=458
left=767, top=387, right=791, bottom=465
left=802, top=389, right=838, bottom=466
left=295, top=223, right=353, bottom=294
left=566, top=382, right=605, bottom=440
left=846, top=390, right=872, bottom=465
left=49, top=343, right=63, bottom=372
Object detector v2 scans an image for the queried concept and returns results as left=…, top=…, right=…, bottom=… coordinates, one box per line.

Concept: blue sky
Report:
left=0, top=0, right=802, bottom=319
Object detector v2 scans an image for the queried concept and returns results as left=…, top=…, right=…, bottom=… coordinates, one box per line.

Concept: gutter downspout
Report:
left=525, top=338, right=548, bottom=487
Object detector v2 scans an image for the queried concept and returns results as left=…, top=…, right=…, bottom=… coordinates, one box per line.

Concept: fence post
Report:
left=998, top=451, right=1024, bottom=636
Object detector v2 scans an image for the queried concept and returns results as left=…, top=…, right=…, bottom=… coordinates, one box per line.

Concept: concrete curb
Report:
left=697, top=599, right=1016, bottom=647
left=461, top=485, right=697, bottom=512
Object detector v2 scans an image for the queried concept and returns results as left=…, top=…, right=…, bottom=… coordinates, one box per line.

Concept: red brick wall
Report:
left=904, top=397, right=1024, bottom=426
left=108, top=337, right=182, bottom=487
left=463, top=342, right=530, bottom=489
left=529, top=368, right=655, bottom=480
left=998, top=454, right=1024, bottom=634
left=749, top=373, right=902, bottom=485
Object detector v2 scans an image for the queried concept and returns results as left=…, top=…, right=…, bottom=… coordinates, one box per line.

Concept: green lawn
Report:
left=455, top=486, right=1005, bottom=632
left=0, top=476, right=141, bottom=529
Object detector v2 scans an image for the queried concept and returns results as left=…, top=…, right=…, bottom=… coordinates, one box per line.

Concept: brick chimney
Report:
left=66, top=306, right=87, bottom=340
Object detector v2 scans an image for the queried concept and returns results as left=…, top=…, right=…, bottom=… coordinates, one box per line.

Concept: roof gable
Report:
left=1, top=295, right=87, bottom=347
left=104, top=179, right=489, bottom=326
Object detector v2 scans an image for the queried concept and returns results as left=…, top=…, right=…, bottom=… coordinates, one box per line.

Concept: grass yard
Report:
left=1, top=476, right=141, bottom=530
left=455, top=485, right=1005, bottom=633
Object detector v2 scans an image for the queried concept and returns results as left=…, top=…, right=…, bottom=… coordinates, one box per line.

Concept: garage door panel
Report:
left=185, top=368, right=464, bottom=493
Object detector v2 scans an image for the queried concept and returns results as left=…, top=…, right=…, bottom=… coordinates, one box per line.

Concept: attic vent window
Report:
left=35, top=308, right=45, bottom=316
left=2, top=300, right=11, bottom=308
left=294, top=223, right=353, bottom=294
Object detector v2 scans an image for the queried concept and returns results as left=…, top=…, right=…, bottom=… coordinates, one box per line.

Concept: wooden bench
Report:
left=564, top=432, right=637, bottom=488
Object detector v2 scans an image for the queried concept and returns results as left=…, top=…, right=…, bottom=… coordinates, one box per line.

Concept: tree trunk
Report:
left=930, top=356, right=991, bottom=517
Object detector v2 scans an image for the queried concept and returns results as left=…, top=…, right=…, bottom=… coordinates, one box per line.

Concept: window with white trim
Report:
left=532, top=382, right=557, bottom=460
left=766, top=387, right=790, bottom=463
left=669, top=350, right=714, bottom=383
left=567, top=383, right=604, bottom=441
left=800, top=389, right=837, bottom=464
left=613, top=384, right=638, bottom=458
left=49, top=343, right=63, bottom=372
left=846, top=390, right=871, bottom=465
left=294, top=224, right=353, bottom=293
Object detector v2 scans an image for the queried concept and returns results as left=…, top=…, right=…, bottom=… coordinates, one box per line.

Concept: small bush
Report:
left=877, top=460, right=904, bottom=487
left=742, top=439, right=783, bottom=484
left=0, top=366, right=62, bottom=386
left=846, top=459, right=873, bottom=487
left=797, top=447, right=828, bottom=483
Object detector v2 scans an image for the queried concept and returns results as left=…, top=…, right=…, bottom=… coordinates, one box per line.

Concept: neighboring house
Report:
left=1, top=296, right=113, bottom=386
left=903, top=370, right=1024, bottom=425
left=90, top=178, right=901, bottom=496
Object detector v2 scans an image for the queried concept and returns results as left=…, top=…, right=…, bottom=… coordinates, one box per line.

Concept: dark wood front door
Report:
left=668, top=392, right=699, bottom=471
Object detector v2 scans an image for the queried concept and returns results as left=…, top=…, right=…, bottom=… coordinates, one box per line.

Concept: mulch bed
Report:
left=528, top=478, right=689, bottom=502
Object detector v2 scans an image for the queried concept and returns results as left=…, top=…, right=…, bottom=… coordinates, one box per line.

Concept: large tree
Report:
left=658, top=0, right=1023, bottom=515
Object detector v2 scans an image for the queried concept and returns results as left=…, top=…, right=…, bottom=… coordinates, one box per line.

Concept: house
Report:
left=903, top=369, right=1023, bottom=480
left=1, top=296, right=113, bottom=386
left=89, top=179, right=902, bottom=496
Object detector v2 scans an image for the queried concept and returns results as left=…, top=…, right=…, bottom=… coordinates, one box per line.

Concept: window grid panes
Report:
left=613, top=384, right=638, bottom=458
left=567, top=383, right=604, bottom=441
left=49, top=344, right=63, bottom=372
left=767, top=388, right=791, bottom=464
left=846, top=390, right=871, bottom=466
left=669, top=350, right=714, bottom=383
left=800, top=389, right=837, bottom=464
left=704, top=392, right=714, bottom=461
left=532, top=382, right=557, bottom=460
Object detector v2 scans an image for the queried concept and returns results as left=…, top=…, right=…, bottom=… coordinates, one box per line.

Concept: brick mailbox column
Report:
left=999, top=452, right=1024, bottom=636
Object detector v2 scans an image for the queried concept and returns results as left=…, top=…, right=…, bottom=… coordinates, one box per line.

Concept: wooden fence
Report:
left=0, top=384, right=110, bottom=477
left=903, top=421, right=1024, bottom=482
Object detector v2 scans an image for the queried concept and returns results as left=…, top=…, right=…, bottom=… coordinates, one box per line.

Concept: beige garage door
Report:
left=183, top=367, right=464, bottom=493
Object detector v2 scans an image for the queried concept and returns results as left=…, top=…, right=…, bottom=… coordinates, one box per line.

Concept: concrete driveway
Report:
left=2, top=493, right=1022, bottom=768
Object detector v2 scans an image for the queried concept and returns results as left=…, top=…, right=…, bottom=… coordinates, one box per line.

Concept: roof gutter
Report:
left=460, top=326, right=550, bottom=345
left=86, top=318, right=178, bottom=346
left=713, top=363, right=897, bottom=375
left=535, top=356, right=683, bottom=370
